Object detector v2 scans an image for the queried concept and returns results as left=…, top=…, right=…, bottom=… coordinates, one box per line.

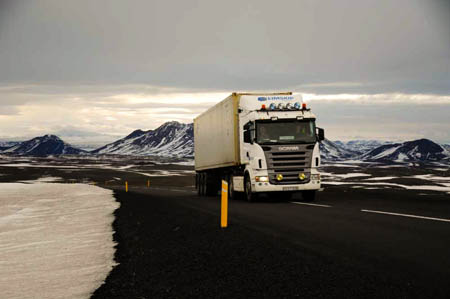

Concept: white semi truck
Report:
left=194, top=92, right=324, bottom=202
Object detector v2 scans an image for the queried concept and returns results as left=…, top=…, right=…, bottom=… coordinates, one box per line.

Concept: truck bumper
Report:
left=252, top=180, right=321, bottom=193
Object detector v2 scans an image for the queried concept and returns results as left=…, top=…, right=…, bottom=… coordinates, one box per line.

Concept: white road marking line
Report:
left=290, top=202, right=331, bottom=208
left=361, top=209, right=450, bottom=223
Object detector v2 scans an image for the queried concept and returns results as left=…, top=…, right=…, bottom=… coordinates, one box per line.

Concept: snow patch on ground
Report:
left=364, top=176, right=399, bottom=181
left=321, top=172, right=371, bottom=179
left=374, top=165, right=409, bottom=168
left=322, top=163, right=360, bottom=168
left=322, top=169, right=450, bottom=194
left=170, top=160, right=195, bottom=166
left=408, top=174, right=450, bottom=182
left=19, top=176, right=63, bottom=183
left=430, top=168, right=449, bottom=172
left=0, top=163, right=79, bottom=168
left=135, top=170, right=194, bottom=177
left=0, top=183, right=119, bottom=299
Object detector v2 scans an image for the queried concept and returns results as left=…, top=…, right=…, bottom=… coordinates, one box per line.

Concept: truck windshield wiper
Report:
left=258, top=141, right=280, bottom=145
left=292, top=141, right=311, bottom=144
left=258, top=140, right=315, bottom=145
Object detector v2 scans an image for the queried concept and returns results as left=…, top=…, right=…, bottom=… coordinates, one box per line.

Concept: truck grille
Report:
left=262, top=144, right=314, bottom=185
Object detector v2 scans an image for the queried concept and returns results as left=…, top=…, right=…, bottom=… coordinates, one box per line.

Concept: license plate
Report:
left=282, top=186, right=298, bottom=191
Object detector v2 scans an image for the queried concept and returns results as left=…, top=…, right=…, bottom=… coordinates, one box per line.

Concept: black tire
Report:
left=204, top=173, right=215, bottom=196
left=302, top=190, right=316, bottom=202
left=200, top=173, right=206, bottom=196
left=244, top=175, right=257, bottom=202
left=197, top=174, right=202, bottom=196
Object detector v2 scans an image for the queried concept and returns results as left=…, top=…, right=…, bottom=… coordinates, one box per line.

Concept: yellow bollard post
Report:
left=221, top=180, right=228, bottom=228
left=147, top=179, right=150, bottom=188
left=125, top=181, right=128, bottom=192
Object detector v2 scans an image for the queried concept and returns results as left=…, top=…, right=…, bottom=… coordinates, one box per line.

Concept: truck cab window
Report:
left=256, top=119, right=316, bottom=144
left=243, top=121, right=255, bottom=143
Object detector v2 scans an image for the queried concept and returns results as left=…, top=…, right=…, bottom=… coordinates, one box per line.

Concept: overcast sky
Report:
left=0, top=0, right=449, bottom=145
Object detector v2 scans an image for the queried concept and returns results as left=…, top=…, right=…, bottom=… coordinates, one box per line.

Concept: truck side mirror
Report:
left=244, top=130, right=253, bottom=144
left=317, top=127, right=325, bottom=142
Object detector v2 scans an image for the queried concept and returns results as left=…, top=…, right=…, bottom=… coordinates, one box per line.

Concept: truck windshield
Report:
left=255, top=119, right=316, bottom=144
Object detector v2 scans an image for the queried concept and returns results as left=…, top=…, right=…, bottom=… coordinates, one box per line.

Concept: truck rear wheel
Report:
left=200, top=173, right=208, bottom=196
left=196, top=174, right=202, bottom=196
left=199, top=173, right=205, bottom=196
left=204, top=173, right=215, bottom=196
left=302, top=190, right=316, bottom=202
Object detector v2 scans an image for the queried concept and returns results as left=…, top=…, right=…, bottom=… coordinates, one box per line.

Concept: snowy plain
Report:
left=321, top=171, right=450, bottom=194
left=0, top=180, right=119, bottom=299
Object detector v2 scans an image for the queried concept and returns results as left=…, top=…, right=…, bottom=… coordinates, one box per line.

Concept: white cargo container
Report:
left=194, top=92, right=324, bottom=202
left=194, top=95, right=239, bottom=171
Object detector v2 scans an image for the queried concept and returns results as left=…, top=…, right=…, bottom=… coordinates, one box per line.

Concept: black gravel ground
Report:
left=92, top=189, right=421, bottom=299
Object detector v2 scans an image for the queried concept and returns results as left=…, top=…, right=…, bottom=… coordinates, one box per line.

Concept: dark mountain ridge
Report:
left=1, top=123, right=448, bottom=163
left=361, top=138, right=448, bottom=162
left=2, top=134, right=87, bottom=156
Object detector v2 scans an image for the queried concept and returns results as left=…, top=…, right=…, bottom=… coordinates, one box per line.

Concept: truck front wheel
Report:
left=302, top=190, right=316, bottom=202
left=244, top=175, right=257, bottom=202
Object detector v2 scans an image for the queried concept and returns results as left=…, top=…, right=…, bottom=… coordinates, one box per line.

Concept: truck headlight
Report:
left=311, top=174, right=320, bottom=180
left=255, top=176, right=269, bottom=182
left=276, top=174, right=283, bottom=181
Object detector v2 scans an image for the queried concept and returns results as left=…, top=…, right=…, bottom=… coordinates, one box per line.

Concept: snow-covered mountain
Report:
left=2, top=125, right=448, bottom=164
left=319, top=139, right=359, bottom=161
left=343, top=140, right=391, bottom=154
left=361, top=139, right=449, bottom=162
left=92, top=121, right=194, bottom=157
left=2, top=135, right=87, bottom=156
left=0, top=141, right=21, bottom=151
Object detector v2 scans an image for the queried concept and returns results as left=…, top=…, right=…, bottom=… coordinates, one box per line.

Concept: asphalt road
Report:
left=1, top=160, right=449, bottom=297
left=94, top=183, right=450, bottom=298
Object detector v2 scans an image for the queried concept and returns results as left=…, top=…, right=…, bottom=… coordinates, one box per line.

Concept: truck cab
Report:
left=237, top=94, right=324, bottom=201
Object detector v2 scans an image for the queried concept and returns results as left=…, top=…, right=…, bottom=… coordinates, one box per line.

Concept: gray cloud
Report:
left=312, top=101, right=450, bottom=142
left=0, top=0, right=449, bottom=94
left=0, top=105, right=19, bottom=116
left=0, top=1, right=449, bottom=145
